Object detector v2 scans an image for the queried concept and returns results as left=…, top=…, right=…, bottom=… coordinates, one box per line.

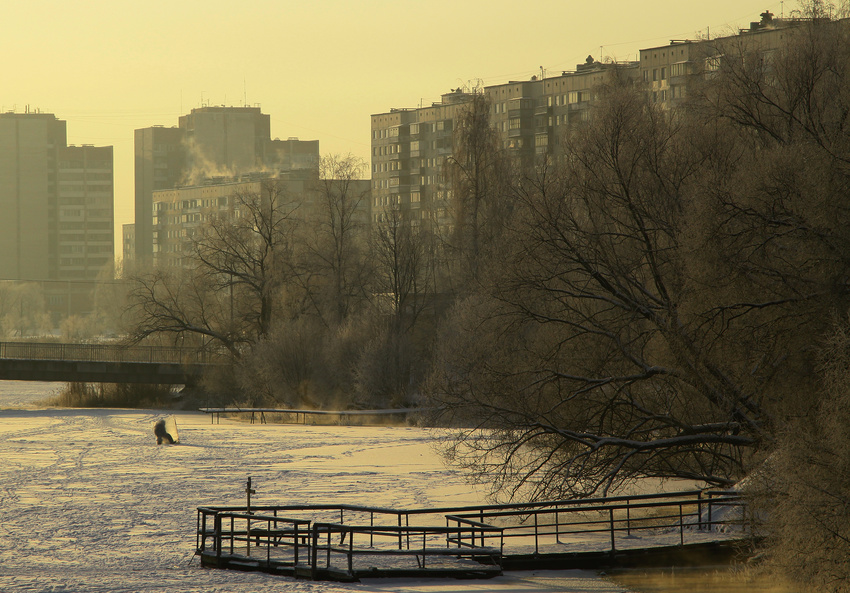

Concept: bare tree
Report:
left=371, top=204, right=432, bottom=335
left=427, top=71, right=844, bottom=500
left=444, top=91, right=514, bottom=286
left=299, top=154, right=371, bottom=326
left=752, top=315, right=850, bottom=592
left=127, top=179, right=299, bottom=357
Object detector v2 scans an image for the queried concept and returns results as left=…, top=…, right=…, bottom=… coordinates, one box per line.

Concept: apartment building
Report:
left=370, top=58, right=635, bottom=227
left=0, top=111, right=65, bottom=281
left=0, top=112, right=114, bottom=317
left=151, top=170, right=369, bottom=269
left=134, top=106, right=319, bottom=264
left=639, top=11, right=805, bottom=108
left=56, top=144, right=114, bottom=281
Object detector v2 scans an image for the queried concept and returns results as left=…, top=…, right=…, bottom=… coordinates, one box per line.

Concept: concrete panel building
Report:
left=134, top=126, right=186, bottom=264
left=0, top=112, right=66, bottom=281
left=134, top=106, right=319, bottom=264
left=0, top=111, right=114, bottom=318
left=151, top=171, right=370, bottom=269
left=56, top=144, right=114, bottom=280
left=369, top=58, right=635, bottom=228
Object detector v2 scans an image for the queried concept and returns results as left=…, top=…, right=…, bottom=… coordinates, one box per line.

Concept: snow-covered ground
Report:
left=0, top=381, right=631, bottom=592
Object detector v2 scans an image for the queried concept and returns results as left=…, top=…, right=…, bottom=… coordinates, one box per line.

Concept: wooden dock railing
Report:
left=195, top=490, right=750, bottom=581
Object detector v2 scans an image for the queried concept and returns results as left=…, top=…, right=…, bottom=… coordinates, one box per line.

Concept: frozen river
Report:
left=0, top=381, right=628, bottom=592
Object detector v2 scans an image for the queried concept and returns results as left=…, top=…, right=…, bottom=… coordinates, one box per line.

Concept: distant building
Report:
left=0, top=111, right=113, bottom=318
left=0, top=111, right=66, bottom=281
left=369, top=59, right=635, bottom=228
left=151, top=171, right=370, bottom=269
left=639, top=11, right=819, bottom=108
left=134, top=126, right=185, bottom=265
left=56, top=144, right=114, bottom=281
left=122, top=223, right=135, bottom=263
left=134, top=106, right=319, bottom=264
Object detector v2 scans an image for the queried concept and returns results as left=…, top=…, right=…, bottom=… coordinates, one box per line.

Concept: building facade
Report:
left=151, top=171, right=370, bottom=269
left=134, top=126, right=186, bottom=264
left=56, top=144, right=114, bottom=281
left=369, top=59, right=636, bottom=228
left=134, top=106, right=320, bottom=264
left=0, top=111, right=114, bottom=317
left=639, top=11, right=804, bottom=109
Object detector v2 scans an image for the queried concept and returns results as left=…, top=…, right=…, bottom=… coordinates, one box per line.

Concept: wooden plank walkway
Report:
left=195, top=490, right=752, bottom=582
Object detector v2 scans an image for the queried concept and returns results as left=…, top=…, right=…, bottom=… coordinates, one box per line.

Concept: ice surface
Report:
left=0, top=381, right=630, bottom=592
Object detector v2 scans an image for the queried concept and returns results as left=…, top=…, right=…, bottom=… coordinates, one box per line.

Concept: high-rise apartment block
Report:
left=134, top=106, right=320, bottom=263
left=370, top=58, right=631, bottom=226
left=0, top=112, right=66, bottom=281
left=151, top=170, right=370, bottom=269
left=370, top=11, right=814, bottom=230
left=56, top=144, right=114, bottom=280
left=638, top=11, right=792, bottom=109
left=0, top=111, right=114, bottom=317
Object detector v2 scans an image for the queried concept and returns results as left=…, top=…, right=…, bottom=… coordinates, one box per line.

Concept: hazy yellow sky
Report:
left=2, top=0, right=789, bottom=259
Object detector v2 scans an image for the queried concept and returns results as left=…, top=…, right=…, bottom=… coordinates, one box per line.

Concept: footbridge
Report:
left=0, top=342, right=225, bottom=384
left=196, top=489, right=751, bottom=582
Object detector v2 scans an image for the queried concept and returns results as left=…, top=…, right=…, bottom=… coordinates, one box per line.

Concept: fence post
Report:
left=626, top=499, right=631, bottom=536
left=534, top=512, right=539, bottom=554
left=348, top=529, right=354, bottom=574
left=609, top=508, right=616, bottom=552
left=214, top=513, right=222, bottom=561
left=555, top=505, right=560, bottom=543
left=311, top=527, right=318, bottom=580
left=697, top=491, right=703, bottom=531
left=230, top=516, right=235, bottom=555
left=480, top=509, right=485, bottom=547
left=197, top=510, right=203, bottom=552
left=708, top=497, right=713, bottom=531
left=679, top=503, right=684, bottom=546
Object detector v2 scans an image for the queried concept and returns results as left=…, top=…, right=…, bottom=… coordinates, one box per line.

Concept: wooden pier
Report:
left=195, top=489, right=752, bottom=582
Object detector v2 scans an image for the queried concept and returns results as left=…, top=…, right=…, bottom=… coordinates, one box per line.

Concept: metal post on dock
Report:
left=246, top=477, right=256, bottom=556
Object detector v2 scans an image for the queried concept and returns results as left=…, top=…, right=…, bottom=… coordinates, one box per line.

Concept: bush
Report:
left=47, top=382, right=176, bottom=408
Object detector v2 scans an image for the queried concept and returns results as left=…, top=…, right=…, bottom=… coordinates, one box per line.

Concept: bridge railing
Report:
left=0, top=341, right=222, bottom=365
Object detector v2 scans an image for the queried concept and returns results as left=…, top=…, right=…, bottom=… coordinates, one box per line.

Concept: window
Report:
left=705, top=55, right=723, bottom=72
left=660, top=67, right=666, bottom=80
left=670, top=62, right=689, bottom=77
left=652, top=69, right=657, bottom=81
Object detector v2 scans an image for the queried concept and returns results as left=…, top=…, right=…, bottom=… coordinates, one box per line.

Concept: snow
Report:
left=0, top=381, right=631, bottom=592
